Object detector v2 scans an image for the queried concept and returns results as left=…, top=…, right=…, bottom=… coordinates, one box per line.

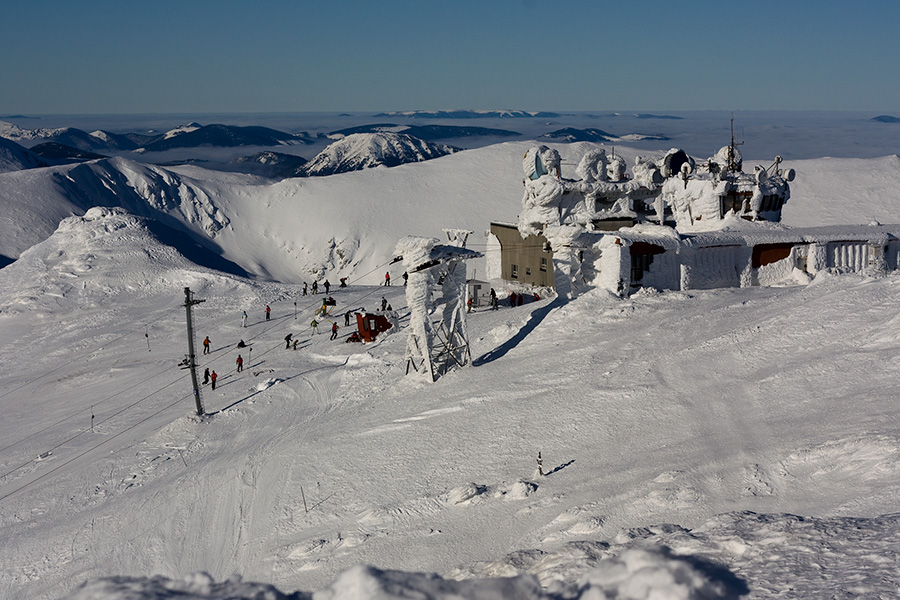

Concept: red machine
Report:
left=356, top=312, right=393, bottom=343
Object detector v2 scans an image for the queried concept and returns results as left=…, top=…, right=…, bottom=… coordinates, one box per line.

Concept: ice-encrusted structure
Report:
left=661, top=146, right=794, bottom=229
left=396, top=236, right=481, bottom=381
left=512, top=142, right=804, bottom=298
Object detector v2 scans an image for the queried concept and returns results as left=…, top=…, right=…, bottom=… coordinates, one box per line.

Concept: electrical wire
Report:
left=0, top=312, right=178, bottom=403
left=0, top=259, right=403, bottom=502
left=0, top=369, right=191, bottom=484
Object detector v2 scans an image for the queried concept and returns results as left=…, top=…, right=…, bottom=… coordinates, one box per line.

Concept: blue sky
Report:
left=2, top=0, right=899, bottom=114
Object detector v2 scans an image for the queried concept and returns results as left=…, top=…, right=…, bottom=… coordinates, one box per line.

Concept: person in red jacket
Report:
left=236, top=354, right=243, bottom=372
left=210, top=370, right=218, bottom=390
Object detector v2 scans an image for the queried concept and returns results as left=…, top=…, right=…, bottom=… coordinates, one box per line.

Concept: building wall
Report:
left=490, top=223, right=555, bottom=287
left=681, top=245, right=744, bottom=290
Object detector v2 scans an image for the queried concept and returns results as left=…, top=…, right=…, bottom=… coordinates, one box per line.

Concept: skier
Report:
left=509, top=292, right=517, bottom=307
left=324, top=280, right=331, bottom=294
left=490, top=288, right=498, bottom=310
left=284, top=333, right=293, bottom=349
left=381, top=296, right=387, bottom=311
left=384, top=272, right=391, bottom=286
left=265, top=304, right=271, bottom=321
left=210, top=370, right=218, bottom=390
left=302, top=282, right=308, bottom=296
left=467, top=297, right=473, bottom=312
left=402, top=272, right=408, bottom=286
left=236, top=354, right=243, bottom=372
left=203, top=367, right=210, bottom=384
left=202, top=336, right=211, bottom=354
left=312, top=281, right=318, bottom=294
left=292, top=339, right=299, bottom=351
left=345, top=310, right=352, bottom=327
left=339, top=277, right=347, bottom=288
left=330, top=321, right=340, bottom=340
left=310, top=319, right=319, bottom=335
left=241, top=311, right=248, bottom=327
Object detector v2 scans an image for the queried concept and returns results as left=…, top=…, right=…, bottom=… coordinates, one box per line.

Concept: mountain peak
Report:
left=298, top=132, right=458, bottom=177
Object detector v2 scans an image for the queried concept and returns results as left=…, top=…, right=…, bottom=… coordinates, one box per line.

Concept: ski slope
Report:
left=1, top=134, right=900, bottom=598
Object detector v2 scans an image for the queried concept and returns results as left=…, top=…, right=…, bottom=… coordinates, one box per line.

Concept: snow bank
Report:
left=64, top=548, right=744, bottom=600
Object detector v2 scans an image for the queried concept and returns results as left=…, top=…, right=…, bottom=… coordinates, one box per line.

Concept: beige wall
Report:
left=490, top=223, right=555, bottom=287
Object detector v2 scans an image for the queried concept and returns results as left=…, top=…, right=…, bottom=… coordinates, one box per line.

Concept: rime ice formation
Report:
left=515, top=141, right=803, bottom=298
left=396, top=236, right=481, bottom=381
left=661, top=146, right=794, bottom=230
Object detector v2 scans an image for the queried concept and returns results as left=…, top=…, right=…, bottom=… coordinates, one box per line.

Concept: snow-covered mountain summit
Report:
left=297, top=132, right=459, bottom=177
left=0, top=136, right=48, bottom=173
left=0, top=206, right=248, bottom=316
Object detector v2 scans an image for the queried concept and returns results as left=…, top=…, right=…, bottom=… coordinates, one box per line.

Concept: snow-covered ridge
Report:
left=0, top=136, right=48, bottom=173
left=298, top=132, right=458, bottom=177
left=0, top=206, right=246, bottom=315
left=163, top=122, right=203, bottom=139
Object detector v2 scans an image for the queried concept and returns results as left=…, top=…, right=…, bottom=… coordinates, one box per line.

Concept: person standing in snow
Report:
left=302, top=282, right=308, bottom=296
left=381, top=296, right=387, bottom=311
left=265, top=304, right=271, bottom=321
left=284, top=333, right=293, bottom=349
left=241, top=311, right=248, bottom=327
left=490, top=288, right=498, bottom=310
left=310, top=319, right=319, bottom=335
left=203, top=367, right=210, bottom=384
left=340, top=277, right=347, bottom=288
left=292, top=339, right=298, bottom=351
left=509, top=292, right=517, bottom=307
left=236, top=354, right=243, bottom=372
left=330, top=321, right=340, bottom=340
left=345, top=310, right=352, bottom=327
left=384, top=272, right=391, bottom=286
left=312, top=281, right=318, bottom=294
left=402, top=272, right=408, bottom=286
left=202, top=336, right=211, bottom=354
left=324, top=280, right=330, bottom=294
left=210, top=370, right=218, bottom=390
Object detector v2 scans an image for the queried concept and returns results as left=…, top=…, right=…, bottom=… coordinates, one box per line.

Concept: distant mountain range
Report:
left=30, top=142, right=107, bottom=163
left=136, top=124, right=318, bottom=152
left=871, top=115, right=900, bottom=123
left=0, top=120, right=319, bottom=153
left=540, top=127, right=670, bottom=143
left=328, top=123, right=520, bottom=141
left=375, top=110, right=560, bottom=119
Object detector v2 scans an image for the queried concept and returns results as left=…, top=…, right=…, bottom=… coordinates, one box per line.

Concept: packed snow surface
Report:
left=2, top=120, right=900, bottom=599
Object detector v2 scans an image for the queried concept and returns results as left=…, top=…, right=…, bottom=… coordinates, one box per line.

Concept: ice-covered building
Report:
left=661, top=144, right=794, bottom=228
left=487, top=141, right=900, bottom=297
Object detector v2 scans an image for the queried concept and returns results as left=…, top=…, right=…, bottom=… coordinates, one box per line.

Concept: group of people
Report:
left=384, top=271, right=409, bottom=286
left=302, top=278, right=344, bottom=296
left=466, top=288, right=542, bottom=312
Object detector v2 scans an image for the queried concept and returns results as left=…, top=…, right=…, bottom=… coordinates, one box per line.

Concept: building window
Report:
left=511, top=264, right=518, bottom=279
left=540, top=257, right=548, bottom=272
left=525, top=267, right=532, bottom=276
